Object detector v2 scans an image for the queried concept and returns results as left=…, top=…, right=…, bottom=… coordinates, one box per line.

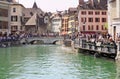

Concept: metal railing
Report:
left=74, top=38, right=117, bottom=54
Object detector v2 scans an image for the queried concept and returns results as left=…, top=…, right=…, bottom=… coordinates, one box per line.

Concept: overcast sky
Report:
left=18, top=0, right=88, bottom=12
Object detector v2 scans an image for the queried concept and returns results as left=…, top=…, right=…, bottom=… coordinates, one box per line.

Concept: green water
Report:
left=0, top=45, right=119, bottom=79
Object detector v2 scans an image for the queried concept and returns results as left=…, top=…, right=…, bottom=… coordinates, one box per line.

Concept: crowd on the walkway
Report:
left=69, top=32, right=117, bottom=47
left=0, top=32, right=61, bottom=43
left=0, top=30, right=118, bottom=48
left=0, top=33, right=19, bottom=43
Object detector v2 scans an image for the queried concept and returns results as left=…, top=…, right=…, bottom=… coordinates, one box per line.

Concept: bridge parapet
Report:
left=20, top=37, right=64, bottom=44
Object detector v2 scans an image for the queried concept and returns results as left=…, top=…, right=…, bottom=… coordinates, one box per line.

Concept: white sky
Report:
left=18, top=0, right=88, bottom=12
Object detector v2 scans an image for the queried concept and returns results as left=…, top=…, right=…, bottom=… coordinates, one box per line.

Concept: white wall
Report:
left=51, top=16, right=62, bottom=33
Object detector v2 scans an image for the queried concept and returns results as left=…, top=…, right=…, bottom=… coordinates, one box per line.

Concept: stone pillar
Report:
left=108, top=0, right=117, bottom=35
left=116, top=42, right=120, bottom=60
left=116, top=0, right=120, bottom=18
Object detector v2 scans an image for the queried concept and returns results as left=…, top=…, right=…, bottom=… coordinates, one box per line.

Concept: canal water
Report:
left=0, top=45, right=119, bottom=79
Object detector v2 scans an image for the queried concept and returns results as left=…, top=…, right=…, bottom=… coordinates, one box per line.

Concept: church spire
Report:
left=32, top=1, right=38, bottom=9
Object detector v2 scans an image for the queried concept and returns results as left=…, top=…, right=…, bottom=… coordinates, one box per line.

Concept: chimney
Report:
left=79, top=0, right=84, bottom=6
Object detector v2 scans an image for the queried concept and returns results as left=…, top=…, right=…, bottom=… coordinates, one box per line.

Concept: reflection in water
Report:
left=0, top=45, right=118, bottom=79
left=116, top=61, right=120, bottom=79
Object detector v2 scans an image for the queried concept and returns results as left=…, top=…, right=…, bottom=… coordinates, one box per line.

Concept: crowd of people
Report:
left=0, top=32, right=61, bottom=43
left=0, top=33, right=19, bottom=43
left=72, top=32, right=118, bottom=49
left=0, top=31, right=118, bottom=48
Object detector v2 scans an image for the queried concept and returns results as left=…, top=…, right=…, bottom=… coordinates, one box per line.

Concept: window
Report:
left=102, top=18, right=106, bottom=22
left=83, top=25, right=85, bottom=31
left=0, top=21, right=8, bottom=29
left=88, top=25, right=90, bottom=30
left=96, top=25, right=99, bottom=30
left=102, top=12, right=106, bottom=15
left=13, top=8, right=16, bottom=12
left=11, top=26, right=18, bottom=30
left=0, top=8, right=8, bottom=17
left=81, top=11, right=86, bottom=15
left=3, top=24, right=8, bottom=29
left=88, top=11, right=93, bottom=15
left=11, top=16, right=18, bottom=22
left=102, top=25, right=104, bottom=30
left=81, top=18, right=86, bottom=22
left=30, top=12, right=33, bottom=16
left=81, top=18, right=84, bottom=22
left=95, top=11, right=100, bottom=15
left=88, top=18, right=93, bottom=22
left=95, top=18, right=100, bottom=22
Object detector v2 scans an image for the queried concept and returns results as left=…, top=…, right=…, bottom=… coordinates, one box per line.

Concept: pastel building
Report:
left=68, top=8, right=78, bottom=34
left=61, top=11, right=69, bottom=35
left=78, top=0, right=107, bottom=34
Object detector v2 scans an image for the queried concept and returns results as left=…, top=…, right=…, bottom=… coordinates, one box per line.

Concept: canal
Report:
left=0, top=45, right=119, bottom=79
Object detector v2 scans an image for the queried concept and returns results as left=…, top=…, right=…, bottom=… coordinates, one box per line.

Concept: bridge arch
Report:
left=29, top=40, right=44, bottom=44
left=21, top=37, right=64, bottom=44
left=53, top=40, right=59, bottom=44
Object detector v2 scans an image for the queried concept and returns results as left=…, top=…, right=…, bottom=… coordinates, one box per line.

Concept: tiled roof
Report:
left=78, top=0, right=107, bottom=10
left=23, top=8, right=44, bottom=18
left=23, top=1, right=44, bottom=18
left=68, top=8, right=77, bottom=12
left=25, top=13, right=37, bottom=26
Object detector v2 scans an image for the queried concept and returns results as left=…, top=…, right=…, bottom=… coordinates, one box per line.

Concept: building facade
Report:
left=108, top=0, right=120, bottom=40
left=23, top=2, right=49, bottom=34
left=78, top=0, right=107, bottom=34
left=68, top=8, right=78, bottom=34
left=61, top=11, right=69, bottom=35
left=0, top=1, right=10, bottom=34
left=51, top=13, right=62, bottom=35
left=10, top=3, right=25, bottom=33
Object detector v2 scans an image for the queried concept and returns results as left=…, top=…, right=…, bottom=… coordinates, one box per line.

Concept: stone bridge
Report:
left=20, top=37, right=64, bottom=44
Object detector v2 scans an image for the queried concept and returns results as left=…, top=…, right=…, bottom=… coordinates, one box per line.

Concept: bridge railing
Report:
left=20, top=36, right=64, bottom=44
